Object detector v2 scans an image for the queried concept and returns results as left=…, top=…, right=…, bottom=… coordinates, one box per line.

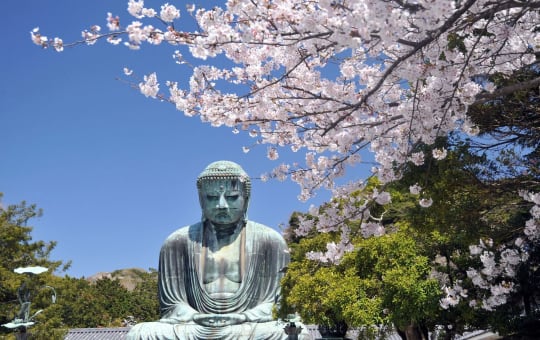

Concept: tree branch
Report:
left=474, top=76, right=540, bottom=104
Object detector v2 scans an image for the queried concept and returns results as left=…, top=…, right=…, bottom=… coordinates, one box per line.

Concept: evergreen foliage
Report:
left=0, top=194, right=159, bottom=338
left=281, top=139, right=539, bottom=339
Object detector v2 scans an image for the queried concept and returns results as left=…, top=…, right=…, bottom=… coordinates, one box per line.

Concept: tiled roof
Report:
left=63, top=325, right=408, bottom=340
left=64, top=327, right=130, bottom=340
left=62, top=325, right=499, bottom=340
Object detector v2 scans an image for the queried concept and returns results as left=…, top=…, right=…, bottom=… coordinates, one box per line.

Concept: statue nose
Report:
left=217, top=193, right=229, bottom=209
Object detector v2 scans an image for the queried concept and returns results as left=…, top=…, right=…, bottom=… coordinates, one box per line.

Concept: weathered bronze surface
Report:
left=127, top=161, right=308, bottom=340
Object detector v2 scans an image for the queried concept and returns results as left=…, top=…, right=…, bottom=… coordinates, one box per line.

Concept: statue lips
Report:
left=213, top=208, right=239, bottom=221
left=214, top=214, right=230, bottom=223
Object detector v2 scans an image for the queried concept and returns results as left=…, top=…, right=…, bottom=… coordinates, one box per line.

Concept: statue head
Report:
left=197, top=161, right=251, bottom=226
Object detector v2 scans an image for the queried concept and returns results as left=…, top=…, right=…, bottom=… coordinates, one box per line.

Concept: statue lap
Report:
left=127, top=320, right=294, bottom=340
left=126, top=222, right=310, bottom=340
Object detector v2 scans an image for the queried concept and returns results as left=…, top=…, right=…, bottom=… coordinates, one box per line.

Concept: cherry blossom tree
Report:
left=32, top=0, right=539, bottom=321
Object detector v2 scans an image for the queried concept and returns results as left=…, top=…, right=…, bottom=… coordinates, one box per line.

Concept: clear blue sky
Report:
left=1, top=0, right=339, bottom=278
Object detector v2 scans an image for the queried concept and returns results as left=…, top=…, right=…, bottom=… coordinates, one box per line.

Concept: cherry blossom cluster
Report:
left=519, top=190, right=540, bottom=240
left=440, top=281, right=469, bottom=310
left=437, top=190, right=538, bottom=311
left=438, top=236, right=528, bottom=311
left=468, top=239, right=527, bottom=311
left=30, top=1, right=538, bottom=199
left=32, top=0, right=539, bottom=305
left=295, top=180, right=392, bottom=258
left=306, top=239, right=355, bottom=264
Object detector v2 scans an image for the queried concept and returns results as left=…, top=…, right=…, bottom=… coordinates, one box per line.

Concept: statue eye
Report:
left=226, top=194, right=239, bottom=200
left=206, top=194, right=219, bottom=200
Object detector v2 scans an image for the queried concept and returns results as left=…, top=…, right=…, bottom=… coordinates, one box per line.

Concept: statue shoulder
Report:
left=246, top=221, right=287, bottom=245
left=162, top=222, right=202, bottom=244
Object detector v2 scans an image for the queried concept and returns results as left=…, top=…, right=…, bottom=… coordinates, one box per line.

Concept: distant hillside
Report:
left=87, top=268, right=155, bottom=291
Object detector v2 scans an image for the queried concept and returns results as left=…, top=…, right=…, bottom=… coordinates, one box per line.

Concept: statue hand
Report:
left=193, top=313, right=247, bottom=327
left=160, top=305, right=197, bottom=324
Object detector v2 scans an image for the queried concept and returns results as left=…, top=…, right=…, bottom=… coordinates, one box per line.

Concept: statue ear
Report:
left=243, top=197, right=250, bottom=222
left=198, top=191, right=205, bottom=209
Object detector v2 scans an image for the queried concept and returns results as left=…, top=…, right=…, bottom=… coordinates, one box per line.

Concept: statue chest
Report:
left=201, top=233, right=243, bottom=297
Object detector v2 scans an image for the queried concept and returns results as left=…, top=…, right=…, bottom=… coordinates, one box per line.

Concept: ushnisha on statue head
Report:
left=196, top=160, right=251, bottom=227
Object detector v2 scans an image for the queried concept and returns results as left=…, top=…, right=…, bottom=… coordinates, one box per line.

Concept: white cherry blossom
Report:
left=419, top=197, right=433, bottom=208
left=411, top=152, right=425, bottom=166
left=160, top=3, right=180, bottom=23
left=361, top=222, right=385, bottom=237
left=409, top=184, right=422, bottom=195
left=31, top=0, right=540, bottom=312
left=139, top=72, right=159, bottom=98
left=53, top=37, right=63, bottom=52
left=267, top=147, right=279, bottom=161
left=30, top=27, right=47, bottom=47
left=374, top=190, right=392, bottom=205
left=127, top=0, right=145, bottom=19
left=432, top=148, right=448, bottom=160
left=106, top=13, right=120, bottom=31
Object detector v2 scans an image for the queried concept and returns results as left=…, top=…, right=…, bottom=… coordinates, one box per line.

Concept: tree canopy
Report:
left=0, top=194, right=68, bottom=333
left=32, top=0, right=539, bottom=200
left=0, top=195, right=159, bottom=338
left=281, top=139, right=539, bottom=339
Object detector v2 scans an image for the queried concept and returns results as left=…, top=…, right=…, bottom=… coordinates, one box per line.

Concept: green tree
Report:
left=390, top=138, right=540, bottom=338
left=280, top=222, right=441, bottom=340
left=93, top=278, right=133, bottom=326
left=0, top=194, right=69, bottom=336
left=282, top=139, right=539, bottom=339
left=466, top=66, right=540, bottom=338
left=130, top=269, right=159, bottom=323
left=0, top=194, right=161, bottom=337
left=35, top=274, right=158, bottom=330
left=387, top=141, right=524, bottom=338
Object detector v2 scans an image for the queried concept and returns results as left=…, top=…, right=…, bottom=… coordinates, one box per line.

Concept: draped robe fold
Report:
left=127, top=220, right=293, bottom=340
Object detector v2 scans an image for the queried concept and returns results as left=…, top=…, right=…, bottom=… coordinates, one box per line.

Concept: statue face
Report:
left=199, top=178, right=247, bottom=225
